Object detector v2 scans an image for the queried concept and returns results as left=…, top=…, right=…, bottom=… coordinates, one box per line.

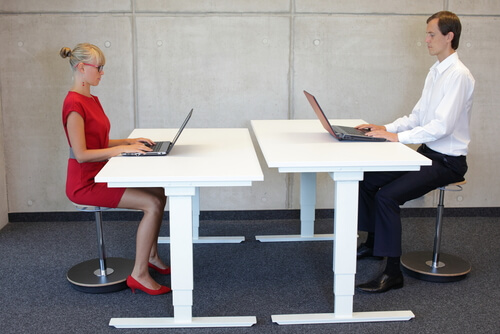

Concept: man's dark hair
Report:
left=427, top=11, right=462, bottom=50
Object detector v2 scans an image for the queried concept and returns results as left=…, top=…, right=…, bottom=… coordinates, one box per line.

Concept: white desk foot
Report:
left=158, top=236, right=245, bottom=244
left=272, top=311, right=414, bottom=325
left=110, top=316, right=257, bottom=328
left=256, top=234, right=334, bottom=242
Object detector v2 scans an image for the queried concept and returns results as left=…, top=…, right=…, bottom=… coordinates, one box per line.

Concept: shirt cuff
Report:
left=384, top=123, right=396, bottom=133
left=396, top=131, right=411, bottom=144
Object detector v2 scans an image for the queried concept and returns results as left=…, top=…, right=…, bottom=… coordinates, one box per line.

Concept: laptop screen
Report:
left=303, top=90, right=339, bottom=139
left=170, top=108, right=193, bottom=148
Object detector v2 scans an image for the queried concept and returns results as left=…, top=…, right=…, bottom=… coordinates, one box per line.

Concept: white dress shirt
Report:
left=385, top=52, right=475, bottom=156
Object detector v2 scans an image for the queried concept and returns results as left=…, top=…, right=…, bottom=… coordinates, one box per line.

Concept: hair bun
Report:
left=60, top=47, right=72, bottom=59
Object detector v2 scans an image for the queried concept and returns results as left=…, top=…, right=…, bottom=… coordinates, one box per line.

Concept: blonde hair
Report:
left=60, top=43, right=106, bottom=70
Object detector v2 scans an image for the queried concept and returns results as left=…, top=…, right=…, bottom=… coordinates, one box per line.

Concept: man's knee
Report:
left=375, top=189, right=403, bottom=209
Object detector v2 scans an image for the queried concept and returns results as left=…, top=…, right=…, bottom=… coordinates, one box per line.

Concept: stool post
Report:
left=431, top=188, right=446, bottom=268
left=95, top=209, right=108, bottom=276
left=67, top=203, right=134, bottom=293
left=400, top=180, right=470, bottom=282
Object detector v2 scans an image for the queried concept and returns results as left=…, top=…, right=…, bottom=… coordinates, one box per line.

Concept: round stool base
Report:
left=67, top=257, right=134, bottom=293
left=401, top=251, right=471, bottom=283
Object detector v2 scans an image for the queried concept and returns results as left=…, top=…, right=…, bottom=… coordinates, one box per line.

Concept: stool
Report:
left=66, top=204, right=135, bottom=293
left=400, top=181, right=471, bottom=282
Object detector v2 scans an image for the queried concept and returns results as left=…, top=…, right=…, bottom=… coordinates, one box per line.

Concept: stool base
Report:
left=401, top=251, right=471, bottom=283
left=67, top=257, right=134, bottom=293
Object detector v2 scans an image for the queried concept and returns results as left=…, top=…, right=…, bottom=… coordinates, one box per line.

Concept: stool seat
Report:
left=66, top=204, right=134, bottom=293
left=441, top=180, right=466, bottom=188
left=401, top=181, right=471, bottom=283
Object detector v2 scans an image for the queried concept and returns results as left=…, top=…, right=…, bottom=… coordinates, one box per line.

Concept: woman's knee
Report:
left=119, top=188, right=166, bottom=213
left=147, top=192, right=166, bottom=214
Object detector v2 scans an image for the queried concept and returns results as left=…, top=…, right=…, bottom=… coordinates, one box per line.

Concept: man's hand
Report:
left=355, top=124, right=399, bottom=142
left=355, top=123, right=386, bottom=132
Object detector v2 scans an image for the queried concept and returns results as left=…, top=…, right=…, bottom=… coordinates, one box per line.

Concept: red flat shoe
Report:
left=148, top=262, right=171, bottom=275
left=126, top=275, right=171, bottom=295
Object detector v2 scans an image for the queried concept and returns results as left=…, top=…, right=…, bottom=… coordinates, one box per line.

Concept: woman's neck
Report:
left=70, top=82, right=92, bottom=97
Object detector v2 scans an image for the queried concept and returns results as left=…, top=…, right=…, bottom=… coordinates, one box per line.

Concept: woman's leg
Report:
left=140, top=188, right=168, bottom=269
left=118, top=187, right=167, bottom=290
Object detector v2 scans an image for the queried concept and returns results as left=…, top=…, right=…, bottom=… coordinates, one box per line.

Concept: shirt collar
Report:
left=431, top=52, right=459, bottom=75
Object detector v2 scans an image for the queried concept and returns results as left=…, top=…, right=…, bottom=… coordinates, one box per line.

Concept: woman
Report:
left=60, top=43, right=170, bottom=295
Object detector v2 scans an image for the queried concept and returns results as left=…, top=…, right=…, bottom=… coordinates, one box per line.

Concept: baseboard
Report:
left=7, top=207, right=500, bottom=223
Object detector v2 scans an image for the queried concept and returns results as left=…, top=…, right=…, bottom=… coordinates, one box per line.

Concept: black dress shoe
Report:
left=357, top=244, right=383, bottom=260
left=356, top=272, right=404, bottom=293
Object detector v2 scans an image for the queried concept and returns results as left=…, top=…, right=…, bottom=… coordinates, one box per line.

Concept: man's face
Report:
left=425, top=18, right=453, bottom=61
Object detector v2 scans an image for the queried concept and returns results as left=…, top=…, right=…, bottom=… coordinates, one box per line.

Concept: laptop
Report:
left=122, top=108, right=193, bottom=156
left=303, top=91, right=386, bottom=142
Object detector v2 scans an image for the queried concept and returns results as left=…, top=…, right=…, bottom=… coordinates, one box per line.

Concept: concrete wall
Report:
left=0, top=1, right=498, bottom=217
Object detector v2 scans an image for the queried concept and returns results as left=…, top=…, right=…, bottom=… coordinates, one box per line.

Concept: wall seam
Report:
left=131, top=0, right=139, bottom=128
left=0, top=74, right=10, bottom=224
left=286, top=0, right=295, bottom=210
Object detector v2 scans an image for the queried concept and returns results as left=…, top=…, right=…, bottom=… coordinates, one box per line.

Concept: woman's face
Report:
left=81, top=59, right=104, bottom=87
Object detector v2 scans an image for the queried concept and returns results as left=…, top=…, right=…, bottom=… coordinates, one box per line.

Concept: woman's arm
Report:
left=66, top=112, right=152, bottom=162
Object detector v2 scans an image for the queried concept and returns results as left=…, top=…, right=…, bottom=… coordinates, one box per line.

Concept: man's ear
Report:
left=446, top=31, right=455, bottom=44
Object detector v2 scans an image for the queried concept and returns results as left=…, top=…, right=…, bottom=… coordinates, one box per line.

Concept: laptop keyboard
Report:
left=144, top=142, right=163, bottom=152
left=150, top=142, right=168, bottom=152
left=338, top=126, right=367, bottom=136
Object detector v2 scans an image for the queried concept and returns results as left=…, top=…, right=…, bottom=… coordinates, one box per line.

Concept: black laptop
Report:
left=122, top=109, right=193, bottom=156
left=304, top=91, right=385, bottom=142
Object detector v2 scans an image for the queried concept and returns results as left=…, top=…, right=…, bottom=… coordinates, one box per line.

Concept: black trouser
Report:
left=358, top=144, right=467, bottom=257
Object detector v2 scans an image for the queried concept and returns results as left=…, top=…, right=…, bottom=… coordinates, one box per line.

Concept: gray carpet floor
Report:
left=0, top=215, right=499, bottom=333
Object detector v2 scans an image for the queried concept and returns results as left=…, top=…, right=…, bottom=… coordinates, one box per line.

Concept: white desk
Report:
left=251, top=119, right=431, bottom=325
left=95, top=128, right=263, bottom=328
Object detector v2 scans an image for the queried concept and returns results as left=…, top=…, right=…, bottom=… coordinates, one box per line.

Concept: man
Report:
left=354, top=11, right=475, bottom=293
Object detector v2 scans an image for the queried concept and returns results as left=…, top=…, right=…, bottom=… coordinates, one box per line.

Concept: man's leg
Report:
left=357, top=158, right=465, bottom=293
left=358, top=171, right=406, bottom=233
left=372, top=161, right=463, bottom=257
left=357, top=171, right=405, bottom=259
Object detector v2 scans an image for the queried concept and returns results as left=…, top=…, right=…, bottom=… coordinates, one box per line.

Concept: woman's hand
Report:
left=113, top=137, right=156, bottom=155
left=107, top=138, right=155, bottom=156
left=128, top=137, right=155, bottom=146
left=119, top=139, right=154, bottom=155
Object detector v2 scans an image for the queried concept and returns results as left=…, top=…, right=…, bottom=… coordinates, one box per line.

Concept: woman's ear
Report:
left=74, top=63, right=84, bottom=73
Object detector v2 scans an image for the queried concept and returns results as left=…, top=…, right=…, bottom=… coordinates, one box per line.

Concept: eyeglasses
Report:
left=75, top=63, right=104, bottom=72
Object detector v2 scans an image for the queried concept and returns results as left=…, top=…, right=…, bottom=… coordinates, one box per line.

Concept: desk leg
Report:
left=193, top=187, right=201, bottom=240
left=257, top=173, right=334, bottom=242
left=332, top=173, right=360, bottom=316
left=110, top=187, right=256, bottom=328
left=271, top=172, right=414, bottom=325
left=170, top=193, right=195, bottom=321
left=158, top=187, right=245, bottom=244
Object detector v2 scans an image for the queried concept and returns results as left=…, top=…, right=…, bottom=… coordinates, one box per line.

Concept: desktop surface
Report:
left=251, top=119, right=431, bottom=171
left=96, top=128, right=263, bottom=186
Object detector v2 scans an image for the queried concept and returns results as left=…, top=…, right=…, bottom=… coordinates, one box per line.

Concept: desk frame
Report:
left=109, top=184, right=255, bottom=328
left=270, top=169, right=415, bottom=324
left=96, top=128, right=262, bottom=329
left=256, top=173, right=335, bottom=242
left=158, top=188, right=245, bottom=244
left=251, top=119, right=430, bottom=325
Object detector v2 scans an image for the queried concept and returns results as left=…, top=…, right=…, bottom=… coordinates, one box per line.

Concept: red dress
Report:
left=62, top=91, right=126, bottom=207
